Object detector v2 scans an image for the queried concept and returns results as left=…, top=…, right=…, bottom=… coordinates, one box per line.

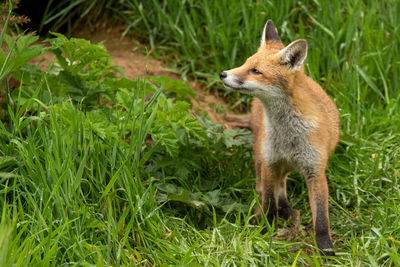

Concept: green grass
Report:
left=1, top=0, right=400, bottom=265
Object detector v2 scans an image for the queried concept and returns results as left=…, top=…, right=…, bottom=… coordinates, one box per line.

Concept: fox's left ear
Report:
left=278, top=39, right=308, bottom=71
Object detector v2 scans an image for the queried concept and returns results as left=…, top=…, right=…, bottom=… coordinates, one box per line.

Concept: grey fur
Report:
left=260, top=96, right=320, bottom=177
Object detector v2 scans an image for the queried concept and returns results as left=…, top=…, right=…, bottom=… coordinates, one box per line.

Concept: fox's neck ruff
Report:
left=260, top=95, right=311, bottom=132
left=259, top=95, right=319, bottom=173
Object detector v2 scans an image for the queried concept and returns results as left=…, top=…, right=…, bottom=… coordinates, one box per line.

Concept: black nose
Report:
left=219, top=71, right=227, bottom=80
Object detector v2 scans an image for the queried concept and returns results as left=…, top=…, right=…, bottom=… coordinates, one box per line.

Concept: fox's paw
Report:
left=320, top=249, right=335, bottom=256
left=253, top=212, right=277, bottom=234
left=317, top=235, right=335, bottom=256
left=278, top=198, right=292, bottom=220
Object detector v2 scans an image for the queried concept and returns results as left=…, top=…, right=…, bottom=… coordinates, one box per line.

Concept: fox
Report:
left=220, top=20, right=339, bottom=256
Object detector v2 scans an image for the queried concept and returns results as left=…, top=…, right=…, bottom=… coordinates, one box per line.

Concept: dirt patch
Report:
left=73, top=23, right=180, bottom=80
left=31, top=22, right=250, bottom=129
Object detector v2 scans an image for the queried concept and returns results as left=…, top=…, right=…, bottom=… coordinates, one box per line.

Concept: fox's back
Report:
left=294, top=75, right=340, bottom=155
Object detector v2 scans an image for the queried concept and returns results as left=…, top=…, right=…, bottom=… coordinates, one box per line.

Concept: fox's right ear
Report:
left=260, top=19, right=281, bottom=46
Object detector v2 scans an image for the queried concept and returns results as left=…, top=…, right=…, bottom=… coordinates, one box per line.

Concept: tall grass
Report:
left=1, top=0, right=400, bottom=265
left=39, top=0, right=117, bottom=33
left=118, top=0, right=399, bottom=98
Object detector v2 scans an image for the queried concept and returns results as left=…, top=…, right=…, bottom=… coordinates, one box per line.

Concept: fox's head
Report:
left=220, top=20, right=308, bottom=100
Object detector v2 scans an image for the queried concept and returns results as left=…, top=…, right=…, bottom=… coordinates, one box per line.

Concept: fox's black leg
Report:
left=305, top=171, right=334, bottom=256
left=278, top=175, right=293, bottom=220
left=254, top=163, right=281, bottom=229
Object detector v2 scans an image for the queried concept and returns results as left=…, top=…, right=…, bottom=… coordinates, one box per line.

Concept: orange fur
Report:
left=220, top=20, right=339, bottom=255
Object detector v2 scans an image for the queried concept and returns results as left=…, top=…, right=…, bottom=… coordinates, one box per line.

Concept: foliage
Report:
left=149, top=75, right=198, bottom=103
left=1, top=0, right=400, bottom=265
left=0, top=30, right=257, bottom=265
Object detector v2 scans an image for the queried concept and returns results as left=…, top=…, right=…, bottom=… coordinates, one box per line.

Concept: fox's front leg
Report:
left=306, top=170, right=335, bottom=256
left=278, top=175, right=293, bottom=220
left=255, top=163, right=281, bottom=227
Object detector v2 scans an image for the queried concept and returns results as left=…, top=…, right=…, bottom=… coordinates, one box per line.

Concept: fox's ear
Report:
left=260, top=19, right=281, bottom=46
left=278, top=39, right=308, bottom=70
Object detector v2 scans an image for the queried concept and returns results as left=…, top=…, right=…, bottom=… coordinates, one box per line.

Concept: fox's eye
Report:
left=250, top=68, right=262, bottom=75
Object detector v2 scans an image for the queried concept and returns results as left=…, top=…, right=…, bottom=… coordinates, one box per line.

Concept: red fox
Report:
left=220, top=20, right=339, bottom=256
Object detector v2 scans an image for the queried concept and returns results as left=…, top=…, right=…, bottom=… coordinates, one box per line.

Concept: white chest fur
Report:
left=261, top=98, right=319, bottom=174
